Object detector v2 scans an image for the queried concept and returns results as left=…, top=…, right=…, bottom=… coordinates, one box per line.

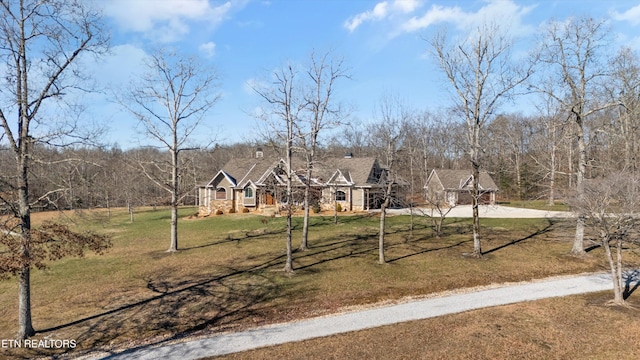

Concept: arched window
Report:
left=215, top=187, right=227, bottom=200
left=244, top=187, right=254, bottom=198
left=335, top=190, right=346, bottom=201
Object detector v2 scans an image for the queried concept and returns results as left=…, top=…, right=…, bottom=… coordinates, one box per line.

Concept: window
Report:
left=335, top=190, right=346, bottom=201
left=215, top=187, right=227, bottom=200
left=244, top=187, right=254, bottom=198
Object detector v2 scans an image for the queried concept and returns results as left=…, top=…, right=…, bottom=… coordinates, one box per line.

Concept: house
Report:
left=197, top=151, right=398, bottom=215
left=424, top=169, right=499, bottom=206
left=317, top=155, right=391, bottom=212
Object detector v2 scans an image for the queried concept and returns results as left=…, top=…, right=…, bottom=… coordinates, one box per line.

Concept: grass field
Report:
left=0, top=206, right=638, bottom=359
left=498, top=199, right=571, bottom=212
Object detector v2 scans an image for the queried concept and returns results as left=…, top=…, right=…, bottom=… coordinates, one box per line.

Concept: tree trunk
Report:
left=515, top=152, right=522, bottom=200
left=17, top=265, right=35, bottom=339
left=300, top=165, right=312, bottom=251
left=436, top=215, right=444, bottom=238
left=285, top=209, right=293, bottom=272
left=333, top=186, right=338, bottom=224
left=472, top=162, right=482, bottom=257
left=548, top=143, right=556, bottom=206
left=408, top=151, right=415, bottom=237
left=602, top=234, right=624, bottom=305
left=128, top=203, right=134, bottom=223
left=300, top=191, right=310, bottom=251
left=169, top=203, right=178, bottom=252
left=616, top=235, right=624, bottom=302
left=378, top=205, right=387, bottom=264
left=284, top=121, right=294, bottom=273
left=17, top=148, right=35, bottom=339
left=471, top=124, right=482, bottom=257
left=168, top=149, right=179, bottom=252
left=378, top=180, right=394, bottom=264
left=572, top=122, right=587, bottom=255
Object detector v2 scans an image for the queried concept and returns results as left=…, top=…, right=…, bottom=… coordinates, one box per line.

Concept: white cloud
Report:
left=611, top=4, right=640, bottom=26
left=345, top=0, right=533, bottom=42
left=102, top=0, right=240, bottom=42
left=393, top=0, right=420, bottom=13
left=344, top=0, right=421, bottom=32
left=401, top=0, right=535, bottom=36
left=401, top=5, right=462, bottom=32
left=199, top=41, right=217, bottom=57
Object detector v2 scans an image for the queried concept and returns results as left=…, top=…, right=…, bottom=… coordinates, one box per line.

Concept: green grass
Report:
left=0, top=206, right=636, bottom=359
left=498, top=199, right=571, bottom=211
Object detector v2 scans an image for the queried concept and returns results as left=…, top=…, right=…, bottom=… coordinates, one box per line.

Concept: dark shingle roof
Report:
left=315, top=157, right=379, bottom=186
left=214, top=156, right=382, bottom=188
left=431, top=169, right=498, bottom=191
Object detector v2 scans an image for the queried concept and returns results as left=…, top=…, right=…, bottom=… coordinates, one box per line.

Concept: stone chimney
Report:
left=344, top=152, right=353, bottom=159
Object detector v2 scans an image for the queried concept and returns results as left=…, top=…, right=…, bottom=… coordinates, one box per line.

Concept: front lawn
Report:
left=0, top=207, right=635, bottom=358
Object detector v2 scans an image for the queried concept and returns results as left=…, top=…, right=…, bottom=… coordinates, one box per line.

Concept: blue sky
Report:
left=86, top=0, right=640, bottom=148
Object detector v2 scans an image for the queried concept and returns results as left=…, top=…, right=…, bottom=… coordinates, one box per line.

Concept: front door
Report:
left=266, top=191, right=275, bottom=205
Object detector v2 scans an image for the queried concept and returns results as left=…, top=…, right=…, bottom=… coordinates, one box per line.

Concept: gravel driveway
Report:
left=96, top=272, right=628, bottom=360
left=383, top=204, right=574, bottom=218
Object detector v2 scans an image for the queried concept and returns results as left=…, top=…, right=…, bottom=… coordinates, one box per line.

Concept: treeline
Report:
left=2, top=101, right=636, bottom=213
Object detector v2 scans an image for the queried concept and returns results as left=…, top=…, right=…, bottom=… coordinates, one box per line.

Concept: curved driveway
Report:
left=385, top=204, right=574, bottom=218
left=99, top=272, right=623, bottom=360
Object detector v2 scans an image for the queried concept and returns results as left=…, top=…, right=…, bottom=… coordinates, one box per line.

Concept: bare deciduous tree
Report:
left=0, top=0, right=109, bottom=339
left=297, top=50, right=349, bottom=251
left=252, top=64, right=302, bottom=273
left=529, top=89, right=570, bottom=207
left=567, top=173, right=640, bottom=305
left=119, top=48, right=220, bottom=252
left=431, top=22, right=532, bottom=257
left=367, top=95, right=408, bottom=264
left=536, top=17, right=615, bottom=256
left=606, top=47, right=640, bottom=172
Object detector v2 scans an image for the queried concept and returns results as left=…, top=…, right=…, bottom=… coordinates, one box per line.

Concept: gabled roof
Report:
left=206, top=170, right=237, bottom=188
left=315, top=157, right=380, bottom=187
left=326, top=168, right=354, bottom=186
left=223, top=156, right=281, bottom=188
left=211, top=155, right=385, bottom=189
left=255, top=158, right=306, bottom=186
left=426, top=169, right=499, bottom=191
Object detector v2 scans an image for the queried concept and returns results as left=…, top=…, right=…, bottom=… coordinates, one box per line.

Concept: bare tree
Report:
left=528, top=88, right=570, bottom=206
left=119, top=48, right=220, bottom=252
left=298, top=50, right=349, bottom=251
left=252, top=63, right=302, bottom=273
left=567, top=173, right=640, bottom=305
left=0, top=0, right=109, bottom=339
left=367, top=95, right=408, bottom=264
left=606, top=47, right=640, bottom=172
left=486, top=114, right=532, bottom=199
left=536, top=17, right=615, bottom=256
left=423, top=182, right=457, bottom=237
left=430, top=22, right=532, bottom=257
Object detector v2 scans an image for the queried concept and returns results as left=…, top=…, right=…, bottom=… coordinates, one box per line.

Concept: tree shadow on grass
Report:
left=387, top=239, right=473, bottom=263
left=181, top=227, right=288, bottom=251
left=26, top=254, right=292, bottom=359
left=623, top=269, right=640, bottom=300
left=482, top=219, right=557, bottom=255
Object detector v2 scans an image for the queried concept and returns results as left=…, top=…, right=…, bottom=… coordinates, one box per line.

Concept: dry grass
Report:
left=0, top=207, right=638, bottom=359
